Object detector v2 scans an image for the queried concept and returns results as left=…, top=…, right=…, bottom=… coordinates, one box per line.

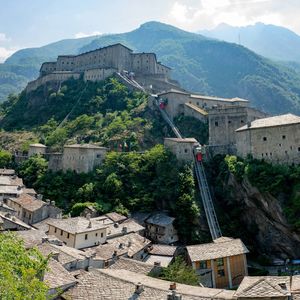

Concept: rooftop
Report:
left=105, top=212, right=127, bottom=223
left=0, top=176, right=23, bottom=186
left=16, top=229, right=47, bottom=248
left=186, top=237, right=249, bottom=261
left=184, top=102, right=208, bottom=116
left=0, top=169, right=15, bottom=176
left=236, top=113, right=300, bottom=131
left=47, top=217, right=108, bottom=235
left=84, top=232, right=151, bottom=260
left=107, top=219, right=145, bottom=239
left=29, top=143, right=46, bottom=147
left=235, top=276, right=291, bottom=297
left=0, top=211, right=32, bottom=230
left=143, top=254, right=173, bottom=267
left=9, top=193, right=46, bottom=212
left=147, top=244, right=177, bottom=256
left=164, top=137, right=198, bottom=144
left=44, top=258, right=77, bottom=291
left=109, top=257, right=154, bottom=274
left=63, top=268, right=235, bottom=300
left=146, top=212, right=175, bottom=226
left=64, top=143, right=108, bottom=150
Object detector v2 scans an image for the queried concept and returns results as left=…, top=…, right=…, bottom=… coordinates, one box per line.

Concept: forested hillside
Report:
left=1, top=22, right=300, bottom=114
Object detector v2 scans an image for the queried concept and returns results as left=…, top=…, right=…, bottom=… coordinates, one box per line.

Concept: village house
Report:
left=47, top=216, right=108, bottom=249
left=6, top=194, right=62, bottom=225
left=186, top=237, right=249, bottom=289
left=0, top=168, right=15, bottom=176
left=86, top=232, right=151, bottom=268
left=144, top=212, right=179, bottom=245
left=236, top=113, right=300, bottom=165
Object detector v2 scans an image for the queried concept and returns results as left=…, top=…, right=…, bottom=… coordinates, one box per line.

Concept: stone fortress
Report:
left=26, top=43, right=180, bottom=93
left=25, top=42, right=300, bottom=169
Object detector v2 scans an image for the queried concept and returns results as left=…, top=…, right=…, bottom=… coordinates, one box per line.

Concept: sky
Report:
left=0, top=0, right=300, bottom=62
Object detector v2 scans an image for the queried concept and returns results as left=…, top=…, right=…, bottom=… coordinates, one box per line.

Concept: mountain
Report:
left=1, top=21, right=300, bottom=114
left=199, top=22, right=300, bottom=63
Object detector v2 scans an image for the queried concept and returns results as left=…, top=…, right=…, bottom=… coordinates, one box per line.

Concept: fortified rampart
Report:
left=27, top=43, right=175, bottom=93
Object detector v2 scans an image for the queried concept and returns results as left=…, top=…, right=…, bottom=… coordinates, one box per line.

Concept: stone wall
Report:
left=26, top=72, right=80, bottom=93
left=84, top=68, right=116, bottom=82
left=62, top=145, right=108, bottom=173
left=164, top=138, right=199, bottom=161
left=236, top=123, right=300, bottom=165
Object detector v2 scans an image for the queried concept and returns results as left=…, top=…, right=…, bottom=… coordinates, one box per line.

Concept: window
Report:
left=85, top=234, right=88, bottom=240
left=282, top=135, right=286, bottom=139
left=101, top=232, right=104, bottom=238
left=217, top=269, right=225, bottom=277
left=215, top=121, right=219, bottom=127
left=67, top=233, right=70, bottom=239
left=263, top=137, right=267, bottom=141
left=95, top=233, right=98, bottom=237
left=228, top=120, right=231, bottom=124
left=298, top=147, right=300, bottom=152
left=270, top=152, right=272, bottom=156
left=241, top=120, right=244, bottom=123
left=216, top=258, right=224, bottom=267
left=61, top=230, right=63, bottom=236
left=199, top=261, right=207, bottom=269
left=54, top=228, right=57, bottom=233
left=96, top=154, right=101, bottom=158
left=184, top=149, right=188, bottom=153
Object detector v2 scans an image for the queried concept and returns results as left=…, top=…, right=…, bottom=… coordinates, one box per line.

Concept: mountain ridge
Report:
left=1, top=21, right=300, bottom=114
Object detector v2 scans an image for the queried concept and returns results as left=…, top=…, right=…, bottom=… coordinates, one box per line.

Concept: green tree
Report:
left=0, top=232, right=49, bottom=300
left=0, top=149, right=12, bottom=168
left=155, top=256, right=199, bottom=286
left=18, top=154, right=48, bottom=186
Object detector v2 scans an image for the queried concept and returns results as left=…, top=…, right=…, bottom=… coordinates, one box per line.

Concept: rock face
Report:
left=224, top=173, right=300, bottom=259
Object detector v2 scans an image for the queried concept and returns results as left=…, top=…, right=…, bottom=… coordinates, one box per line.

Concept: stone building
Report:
left=27, top=43, right=176, bottom=93
left=236, top=114, right=300, bottom=164
left=164, top=137, right=199, bottom=162
left=157, top=89, right=249, bottom=121
left=6, top=193, right=62, bottom=225
left=28, top=143, right=47, bottom=157
left=208, top=106, right=268, bottom=155
left=47, top=217, right=108, bottom=249
left=186, top=237, right=249, bottom=289
left=144, top=212, right=179, bottom=245
left=62, top=144, right=108, bottom=173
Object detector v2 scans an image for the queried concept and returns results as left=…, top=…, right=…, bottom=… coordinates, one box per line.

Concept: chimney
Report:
left=37, top=194, right=43, bottom=200
left=113, top=250, right=118, bottom=257
left=46, top=199, right=50, bottom=205
left=167, top=290, right=182, bottom=300
left=86, top=213, right=91, bottom=221
left=154, top=261, right=161, bottom=267
left=122, top=226, right=127, bottom=234
left=169, top=282, right=176, bottom=291
left=88, top=220, right=92, bottom=228
left=247, top=121, right=251, bottom=128
left=50, top=200, right=55, bottom=206
left=128, top=239, right=132, bottom=247
left=135, top=282, right=144, bottom=295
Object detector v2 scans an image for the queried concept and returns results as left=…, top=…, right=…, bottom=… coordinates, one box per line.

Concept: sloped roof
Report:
left=146, top=212, right=175, bottom=226
left=64, top=143, right=107, bottom=150
left=105, top=212, right=127, bottom=223
left=85, top=233, right=151, bottom=260
left=236, top=113, right=300, bottom=132
left=164, top=137, right=198, bottom=144
left=109, top=257, right=154, bottom=274
left=184, top=102, right=208, bottom=116
left=44, top=258, right=77, bottom=290
left=63, top=268, right=235, bottom=300
left=47, top=217, right=108, bottom=234
left=9, top=194, right=46, bottom=212
left=186, top=237, right=249, bottom=261
left=235, top=276, right=291, bottom=297
left=148, top=244, right=177, bottom=256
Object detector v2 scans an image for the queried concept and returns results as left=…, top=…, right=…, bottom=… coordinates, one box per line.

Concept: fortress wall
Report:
left=40, top=62, right=57, bottom=76
left=237, top=123, right=300, bottom=165
left=156, top=63, right=170, bottom=76
left=208, top=106, right=267, bottom=148
left=26, top=72, right=80, bottom=93
left=84, top=68, right=116, bottom=82
left=56, top=56, right=76, bottom=72
left=131, top=53, right=157, bottom=75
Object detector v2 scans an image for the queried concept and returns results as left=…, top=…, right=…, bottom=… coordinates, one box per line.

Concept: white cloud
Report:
left=0, top=33, right=10, bottom=43
left=75, top=31, right=102, bottom=39
left=0, top=47, right=19, bottom=63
